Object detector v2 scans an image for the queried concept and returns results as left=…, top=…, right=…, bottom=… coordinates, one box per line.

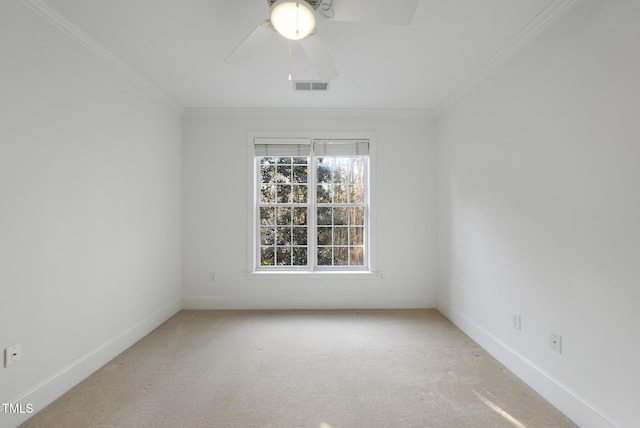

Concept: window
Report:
left=253, top=137, right=370, bottom=272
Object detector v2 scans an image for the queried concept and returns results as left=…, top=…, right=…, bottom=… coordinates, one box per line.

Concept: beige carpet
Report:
left=21, top=310, right=577, bottom=427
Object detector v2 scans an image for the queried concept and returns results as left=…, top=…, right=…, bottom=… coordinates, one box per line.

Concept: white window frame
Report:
left=246, top=131, right=378, bottom=278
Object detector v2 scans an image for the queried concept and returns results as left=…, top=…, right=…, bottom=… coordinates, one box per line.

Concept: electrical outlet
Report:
left=511, top=313, right=521, bottom=331
left=209, top=272, right=215, bottom=281
left=5, top=343, right=22, bottom=367
left=550, top=333, right=562, bottom=354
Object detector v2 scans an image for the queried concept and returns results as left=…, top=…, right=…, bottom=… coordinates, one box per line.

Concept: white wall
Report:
left=436, top=1, right=640, bottom=427
left=182, top=111, right=436, bottom=309
left=0, top=2, right=182, bottom=426
left=6, top=0, right=637, bottom=426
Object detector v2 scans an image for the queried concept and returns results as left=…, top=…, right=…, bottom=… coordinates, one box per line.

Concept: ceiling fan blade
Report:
left=331, top=0, right=419, bottom=25
left=225, top=20, right=272, bottom=66
left=299, top=31, right=339, bottom=81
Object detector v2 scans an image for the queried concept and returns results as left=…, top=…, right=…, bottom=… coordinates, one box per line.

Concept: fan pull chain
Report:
left=295, top=2, right=300, bottom=38
left=290, top=2, right=298, bottom=79
left=288, top=39, right=292, bottom=81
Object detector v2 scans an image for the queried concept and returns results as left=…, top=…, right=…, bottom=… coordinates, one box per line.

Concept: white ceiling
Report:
left=35, top=0, right=570, bottom=111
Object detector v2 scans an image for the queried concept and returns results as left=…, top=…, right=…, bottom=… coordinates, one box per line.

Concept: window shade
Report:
left=254, top=138, right=311, bottom=156
left=313, top=140, right=369, bottom=157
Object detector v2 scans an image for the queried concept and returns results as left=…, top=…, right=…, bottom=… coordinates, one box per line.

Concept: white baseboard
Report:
left=182, top=295, right=436, bottom=310
left=6, top=298, right=182, bottom=428
left=437, top=299, right=619, bottom=428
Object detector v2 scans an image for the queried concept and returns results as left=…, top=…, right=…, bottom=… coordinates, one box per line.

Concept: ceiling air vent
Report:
left=293, top=81, right=330, bottom=91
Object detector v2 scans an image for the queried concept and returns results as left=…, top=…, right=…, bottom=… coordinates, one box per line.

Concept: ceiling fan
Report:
left=224, top=0, right=420, bottom=81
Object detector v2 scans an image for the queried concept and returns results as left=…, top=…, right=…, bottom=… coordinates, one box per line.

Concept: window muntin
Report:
left=258, top=156, right=309, bottom=267
left=255, top=139, right=369, bottom=272
left=315, top=156, right=367, bottom=268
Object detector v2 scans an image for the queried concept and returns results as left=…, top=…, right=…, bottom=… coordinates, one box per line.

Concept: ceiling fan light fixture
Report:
left=270, top=1, right=316, bottom=40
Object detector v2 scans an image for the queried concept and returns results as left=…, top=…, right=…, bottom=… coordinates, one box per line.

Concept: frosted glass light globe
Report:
left=271, top=1, right=316, bottom=40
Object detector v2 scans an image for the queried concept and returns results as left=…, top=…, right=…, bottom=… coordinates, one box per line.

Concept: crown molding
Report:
left=182, top=107, right=436, bottom=120
left=19, top=0, right=183, bottom=115
left=19, top=0, right=577, bottom=119
left=433, top=0, right=580, bottom=115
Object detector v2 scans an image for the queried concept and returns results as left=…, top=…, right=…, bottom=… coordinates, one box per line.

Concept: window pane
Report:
left=261, top=163, right=276, bottom=183
left=292, top=185, right=307, bottom=203
left=261, top=185, right=276, bottom=203
left=277, top=185, right=291, bottom=203
left=293, top=207, right=307, bottom=225
left=276, top=207, right=291, bottom=225
left=333, top=207, right=347, bottom=225
left=276, top=227, right=291, bottom=245
left=333, top=164, right=348, bottom=183
left=350, top=247, right=364, bottom=266
left=349, top=207, right=365, bottom=225
left=317, top=227, right=332, bottom=245
left=276, top=247, right=291, bottom=265
left=317, top=247, right=332, bottom=265
left=333, top=247, right=348, bottom=265
left=277, top=164, right=292, bottom=181
left=292, top=165, right=308, bottom=183
left=348, top=158, right=365, bottom=184
left=317, top=184, right=331, bottom=203
left=334, top=227, right=348, bottom=245
left=292, top=247, right=307, bottom=266
left=260, top=227, right=275, bottom=245
left=350, top=227, right=364, bottom=245
left=317, top=162, right=331, bottom=183
left=279, top=157, right=292, bottom=165
left=349, top=185, right=365, bottom=203
left=261, top=247, right=275, bottom=266
left=293, top=157, right=307, bottom=164
left=292, top=227, right=307, bottom=245
left=317, top=207, right=331, bottom=225
left=333, top=185, right=348, bottom=203
left=260, top=207, right=275, bottom=225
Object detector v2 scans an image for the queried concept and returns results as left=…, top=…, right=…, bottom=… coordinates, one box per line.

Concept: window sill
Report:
left=246, top=271, right=382, bottom=280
